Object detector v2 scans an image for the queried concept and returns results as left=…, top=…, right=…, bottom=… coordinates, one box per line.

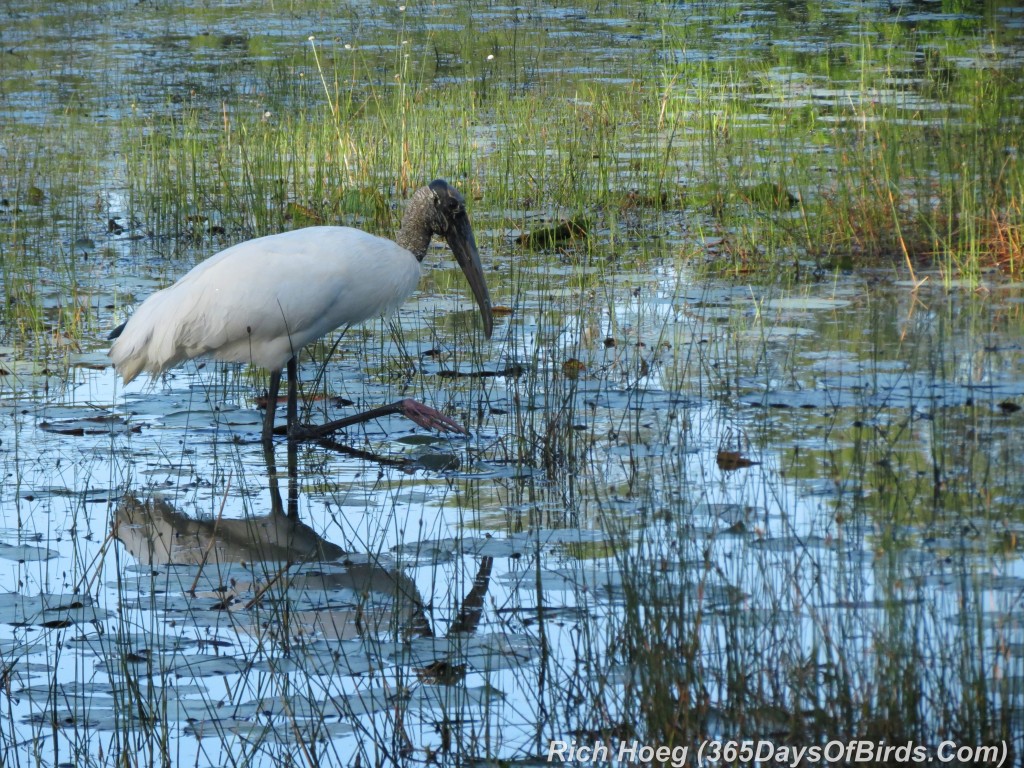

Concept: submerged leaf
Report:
left=516, top=217, right=590, bottom=249
left=739, top=181, right=799, bottom=210
left=39, top=415, right=139, bottom=436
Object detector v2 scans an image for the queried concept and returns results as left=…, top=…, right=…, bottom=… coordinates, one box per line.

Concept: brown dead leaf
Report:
left=716, top=450, right=758, bottom=471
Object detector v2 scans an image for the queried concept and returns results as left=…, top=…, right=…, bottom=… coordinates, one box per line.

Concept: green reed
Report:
left=661, top=7, right=1023, bottom=280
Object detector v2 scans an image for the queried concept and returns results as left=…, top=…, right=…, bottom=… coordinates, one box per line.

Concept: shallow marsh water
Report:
left=2, top=1, right=1024, bottom=766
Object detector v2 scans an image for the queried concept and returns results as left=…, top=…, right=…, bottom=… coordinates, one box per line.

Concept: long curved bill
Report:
left=447, top=215, right=494, bottom=339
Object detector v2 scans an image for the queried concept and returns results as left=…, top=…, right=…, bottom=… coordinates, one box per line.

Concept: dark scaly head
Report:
left=399, top=180, right=493, bottom=339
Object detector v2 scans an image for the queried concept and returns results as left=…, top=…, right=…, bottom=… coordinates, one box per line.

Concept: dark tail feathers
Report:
left=108, top=321, right=127, bottom=340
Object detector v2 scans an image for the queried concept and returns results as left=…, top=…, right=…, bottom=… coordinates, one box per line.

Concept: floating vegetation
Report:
left=0, top=541, right=57, bottom=562
left=516, top=217, right=591, bottom=250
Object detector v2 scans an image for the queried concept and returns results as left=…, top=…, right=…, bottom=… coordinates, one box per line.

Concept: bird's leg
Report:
left=291, top=398, right=468, bottom=442
left=264, top=441, right=284, bottom=516
left=286, top=356, right=298, bottom=440
left=262, top=369, right=282, bottom=446
left=263, top=437, right=299, bottom=518
left=285, top=435, right=298, bottom=517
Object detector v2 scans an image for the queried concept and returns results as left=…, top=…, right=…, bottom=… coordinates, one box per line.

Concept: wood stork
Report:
left=109, top=179, right=493, bottom=445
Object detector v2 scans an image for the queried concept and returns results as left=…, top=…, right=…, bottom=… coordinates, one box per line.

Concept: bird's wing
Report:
left=110, top=227, right=422, bottom=379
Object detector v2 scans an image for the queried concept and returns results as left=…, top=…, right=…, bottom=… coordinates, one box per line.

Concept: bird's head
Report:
left=421, top=179, right=494, bottom=339
left=425, top=179, right=470, bottom=235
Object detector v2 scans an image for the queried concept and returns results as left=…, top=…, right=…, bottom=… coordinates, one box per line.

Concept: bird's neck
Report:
left=396, top=191, right=434, bottom=262
left=395, top=225, right=432, bottom=263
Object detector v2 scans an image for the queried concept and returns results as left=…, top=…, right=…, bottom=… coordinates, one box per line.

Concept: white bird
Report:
left=109, top=179, right=493, bottom=445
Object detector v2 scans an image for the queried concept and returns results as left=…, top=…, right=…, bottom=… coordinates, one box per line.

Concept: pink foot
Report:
left=398, top=398, right=468, bottom=434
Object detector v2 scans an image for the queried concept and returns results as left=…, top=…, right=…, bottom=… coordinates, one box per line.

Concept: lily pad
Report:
left=0, top=542, right=57, bottom=562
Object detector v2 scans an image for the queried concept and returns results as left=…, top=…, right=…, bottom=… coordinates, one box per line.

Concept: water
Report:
left=2, top=1, right=1023, bottom=765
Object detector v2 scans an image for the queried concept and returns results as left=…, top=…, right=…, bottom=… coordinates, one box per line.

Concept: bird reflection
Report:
left=113, top=446, right=491, bottom=647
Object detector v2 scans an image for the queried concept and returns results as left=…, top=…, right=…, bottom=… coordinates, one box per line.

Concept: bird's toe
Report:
left=399, top=398, right=468, bottom=434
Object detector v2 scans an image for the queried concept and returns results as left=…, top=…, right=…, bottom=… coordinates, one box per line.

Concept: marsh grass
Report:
left=663, top=10, right=1024, bottom=280
left=0, top=118, right=107, bottom=369
left=111, top=3, right=1024, bottom=302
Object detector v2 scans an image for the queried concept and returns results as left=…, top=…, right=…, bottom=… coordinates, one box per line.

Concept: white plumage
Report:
left=109, top=180, right=493, bottom=444
left=110, top=226, right=422, bottom=382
